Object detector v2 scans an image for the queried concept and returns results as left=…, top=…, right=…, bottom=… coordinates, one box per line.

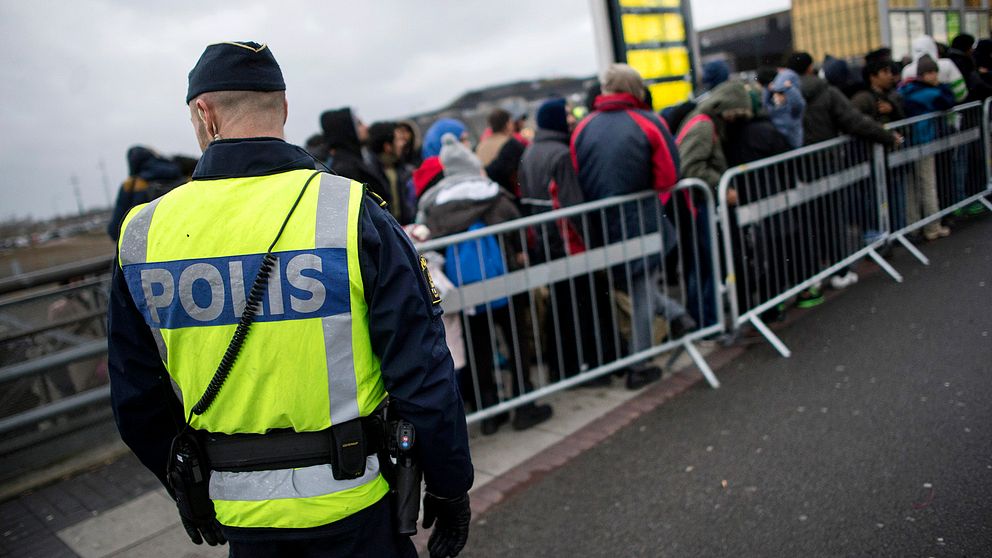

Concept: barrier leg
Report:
left=867, top=247, right=903, bottom=283
left=892, top=233, right=930, bottom=266
left=979, top=196, right=992, bottom=212
left=684, top=340, right=720, bottom=388
left=663, top=346, right=685, bottom=370
left=748, top=314, right=791, bottom=358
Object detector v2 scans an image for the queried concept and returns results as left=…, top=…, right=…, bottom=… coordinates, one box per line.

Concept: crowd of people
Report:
left=110, top=32, right=991, bottom=435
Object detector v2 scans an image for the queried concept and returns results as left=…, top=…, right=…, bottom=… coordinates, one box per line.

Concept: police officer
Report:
left=107, top=41, right=473, bottom=558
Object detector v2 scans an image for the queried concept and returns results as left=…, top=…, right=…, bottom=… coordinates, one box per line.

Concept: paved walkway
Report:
left=462, top=215, right=992, bottom=557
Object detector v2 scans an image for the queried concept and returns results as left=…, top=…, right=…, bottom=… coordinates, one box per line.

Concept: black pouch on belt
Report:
left=331, top=419, right=367, bottom=480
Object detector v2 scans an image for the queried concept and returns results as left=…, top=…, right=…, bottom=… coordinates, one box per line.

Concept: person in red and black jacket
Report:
left=569, top=63, right=682, bottom=390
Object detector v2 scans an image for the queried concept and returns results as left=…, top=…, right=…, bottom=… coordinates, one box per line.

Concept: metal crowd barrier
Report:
left=881, top=101, right=992, bottom=264
left=416, top=178, right=724, bottom=424
left=719, top=100, right=992, bottom=357
left=718, top=135, right=903, bottom=357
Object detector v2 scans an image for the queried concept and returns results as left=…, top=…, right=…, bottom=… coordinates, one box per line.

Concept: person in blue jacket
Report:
left=897, top=54, right=957, bottom=240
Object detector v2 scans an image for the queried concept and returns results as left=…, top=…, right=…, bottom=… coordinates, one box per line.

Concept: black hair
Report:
left=951, top=34, right=975, bottom=52
left=487, top=109, right=511, bottom=133
left=785, top=52, right=814, bottom=75
left=367, top=122, right=397, bottom=155
left=756, top=65, right=779, bottom=87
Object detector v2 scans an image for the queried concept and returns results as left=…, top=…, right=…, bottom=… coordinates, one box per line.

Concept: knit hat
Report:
left=916, top=54, right=939, bottom=77
left=536, top=98, right=569, bottom=134
left=422, top=119, right=467, bottom=160
left=702, top=60, right=730, bottom=90
left=821, top=56, right=851, bottom=89
left=601, top=63, right=645, bottom=99
left=439, top=133, right=482, bottom=177
left=186, top=41, right=285, bottom=104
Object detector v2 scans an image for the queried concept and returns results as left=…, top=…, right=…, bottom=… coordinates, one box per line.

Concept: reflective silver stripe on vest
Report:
left=119, top=198, right=168, bottom=365
left=209, top=456, right=380, bottom=501
left=316, top=174, right=360, bottom=426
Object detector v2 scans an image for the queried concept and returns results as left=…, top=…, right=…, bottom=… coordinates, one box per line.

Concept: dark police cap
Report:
left=186, top=41, right=285, bottom=104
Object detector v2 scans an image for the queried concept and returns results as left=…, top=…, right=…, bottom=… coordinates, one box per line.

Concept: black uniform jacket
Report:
left=107, top=138, right=474, bottom=524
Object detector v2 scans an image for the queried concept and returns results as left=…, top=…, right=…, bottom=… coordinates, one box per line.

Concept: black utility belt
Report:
left=202, top=415, right=385, bottom=481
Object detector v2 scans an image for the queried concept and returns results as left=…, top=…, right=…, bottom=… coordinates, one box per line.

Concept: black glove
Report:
left=180, top=515, right=226, bottom=546
left=422, top=492, right=471, bottom=558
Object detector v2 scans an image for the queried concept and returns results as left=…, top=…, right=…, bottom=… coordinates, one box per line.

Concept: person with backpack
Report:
left=107, top=146, right=185, bottom=241
left=675, top=81, right=752, bottom=327
left=418, top=134, right=553, bottom=435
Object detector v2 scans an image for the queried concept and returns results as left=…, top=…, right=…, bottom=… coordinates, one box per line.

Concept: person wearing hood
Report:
left=900, top=36, right=968, bottom=103
left=395, top=119, right=422, bottom=168
left=786, top=52, right=899, bottom=147
left=675, top=80, right=752, bottom=327
left=570, top=63, right=681, bottom=390
left=418, top=134, right=554, bottom=435
left=107, top=146, right=184, bottom=241
left=320, top=107, right=390, bottom=205
left=757, top=66, right=806, bottom=148
left=413, top=118, right=469, bottom=200
left=820, top=56, right=863, bottom=98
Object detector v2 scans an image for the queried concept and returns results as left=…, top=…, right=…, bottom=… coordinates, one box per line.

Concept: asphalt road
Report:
left=462, top=215, right=992, bottom=558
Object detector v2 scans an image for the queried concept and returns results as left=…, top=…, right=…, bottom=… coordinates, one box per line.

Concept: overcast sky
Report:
left=0, top=0, right=788, bottom=221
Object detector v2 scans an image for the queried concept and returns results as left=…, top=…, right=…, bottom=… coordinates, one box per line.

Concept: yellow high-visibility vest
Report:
left=118, top=170, right=388, bottom=529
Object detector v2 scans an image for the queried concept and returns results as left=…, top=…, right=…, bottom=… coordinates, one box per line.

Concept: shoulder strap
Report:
left=676, top=114, right=714, bottom=146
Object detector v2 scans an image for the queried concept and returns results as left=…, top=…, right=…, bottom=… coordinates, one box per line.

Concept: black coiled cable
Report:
left=188, top=171, right=323, bottom=417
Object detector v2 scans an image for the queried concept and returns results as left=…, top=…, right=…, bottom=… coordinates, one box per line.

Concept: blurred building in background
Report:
left=698, top=10, right=793, bottom=72
left=793, top=0, right=991, bottom=62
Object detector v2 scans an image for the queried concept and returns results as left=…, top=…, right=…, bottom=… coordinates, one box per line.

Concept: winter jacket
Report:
left=900, top=36, right=967, bottom=103
left=947, top=47, right=992, bottom=102
left=763, top=69, right=806, bottom=148
left=898, top=79, right=956, bottom=145
left=321, top=108, right=390, bottom=204
left=364, top=149, right=415, bottom=224
left=676, top=81, right=752, bottom=191
left=481, top=135, right=525, bottom=194
left=519, top=128, right=585, bottom=259
left=107, top=147, right=184, bottom=240
left=724, top=116, right=793, bottom=168
left=798, top=74, right=895, bottom=147
left=417, top=172, right=521, bottom=239
left=850, top=87, right=906, bottom=124
left=570, top=92, right=680, bottom=272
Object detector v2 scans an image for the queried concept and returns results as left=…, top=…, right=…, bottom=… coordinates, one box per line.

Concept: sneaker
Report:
left=625, top=364, right=662, bottom=390
left=795, top=287, right=824, bottom=309
left=829, top=271, right=858, bottom=290
left=923, top=226, right=951, bottom=241
left=511, top=403, right=553, bottom=431
left=966, top=202, right=986, bottom=216
left=481, top=412, right=509, bottom=435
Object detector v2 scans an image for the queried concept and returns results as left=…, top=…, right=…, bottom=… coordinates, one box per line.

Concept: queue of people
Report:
left=109, top=33, right=990, bottom=441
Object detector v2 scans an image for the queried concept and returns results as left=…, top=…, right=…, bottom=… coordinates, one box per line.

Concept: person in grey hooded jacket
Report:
left=759, top=67, right=806, bottom=148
